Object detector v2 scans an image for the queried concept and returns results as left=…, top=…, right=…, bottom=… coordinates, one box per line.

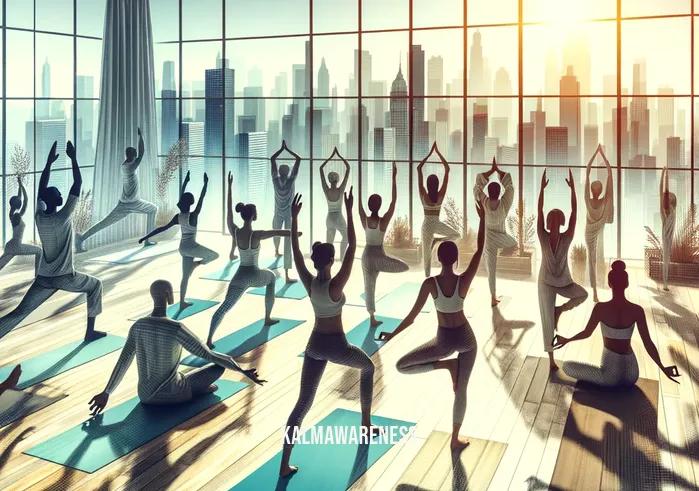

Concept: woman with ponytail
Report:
left=280, top=188, right=380, bottom=478
left=552, top=260, right=680, bottom=387
left=0, top=176, right=41, bottom=274
left=206, top=172, right=300, bottom=348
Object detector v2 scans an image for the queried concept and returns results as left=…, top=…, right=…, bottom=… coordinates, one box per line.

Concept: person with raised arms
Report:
left=271, top=140, right=302, bottom=284
left=0, top=176, right=42, bottom=274
left=320, top=148, right=351, bottom=261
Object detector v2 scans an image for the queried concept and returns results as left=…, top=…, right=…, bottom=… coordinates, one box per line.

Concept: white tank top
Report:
left=364, top=222, right=386, bottom=246
left=601, top=322, right=635, bottom=340
left=433, top=276, right=465, bottom=313
left=235, top=228, right=261, bottom=267
left=179, top=213, right=196, bottom=239
left=310, top=277, right=345, bottom=318
left=327, top=196, right=343, bottom=213
left=421, top=193, right=441, bottom=212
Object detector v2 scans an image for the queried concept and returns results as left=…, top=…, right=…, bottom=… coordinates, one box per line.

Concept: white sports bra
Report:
left=364, top=223, right=386, bottom=246
left=433, top=276, right=465, bottom=313
left=327, top=196, right=343, bottom=213
left=421, top=193, right=441, bottom=212
left=235, top=228, right=261, bottom=267
left=179, top=213, right=196, bottom=238
left=601, top=322, right=635, bottom=340
left=310, top=277, right=346, bottom=318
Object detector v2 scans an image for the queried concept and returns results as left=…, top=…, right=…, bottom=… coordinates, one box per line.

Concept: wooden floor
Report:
left=1, top=232, right=699, bottom=491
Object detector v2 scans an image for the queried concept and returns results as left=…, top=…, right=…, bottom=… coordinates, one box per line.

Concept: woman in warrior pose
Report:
left=584, top=145, right=614, bottom=302
left=206, top=172, right=299, bottom=348
left=140, top=171, right=219, bottom=311
left=418, top=142, right=460, bottom=277
left=320, top=148, right=351, bottom=261
left=379, top=201, right=485, bottom=450
left=0, top=177, right=42, bottom=274
left=359, top=163, right=409, bottom=327
left=659, top=167, right=676, bottom=291
left=280, top=188, right=380, bottom=477
left=552, top=260, right=680, bottom=387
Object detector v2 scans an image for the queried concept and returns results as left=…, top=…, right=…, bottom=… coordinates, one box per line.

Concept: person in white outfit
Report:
left=0, top=176, right=42, bottom=274
left=320, top=148, right=351, bottom=261
left=271, top=140, right=302, bottom=284
left=659, top=167, right=676, bottom=291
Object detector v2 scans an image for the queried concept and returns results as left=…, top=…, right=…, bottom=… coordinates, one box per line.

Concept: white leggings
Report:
left=326, top=212, right=348, bottom=260
left=361, top=245, right=409, bottom=314
left=563, top=348, right=639, bottom=387
left=538, top=281, right=588, bottom=352
left=421, top=216, right=460, bottom=277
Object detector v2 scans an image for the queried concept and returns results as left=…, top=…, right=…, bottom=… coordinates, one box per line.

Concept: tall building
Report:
left=271, top=72, right=288, bottom=122
left=559, top=66, right=581, bottom=166
left=530, top=95, right=546, bottom=164
left=412, top=45, right=427, bottom=157
left=471, top=102, right=488, bottom=162
left=658, top=86, right=674, bottom=167
left=629, top=60, right=649, bottom=159
left=584, top=125, right=600, bottom=169
left=485, top=137, right=499, bottom=162
left=468, top=31, right=486, bottom=98
left=161, top=61, right=178, bottom=155
left=204, top=55, right=235, bottom=158
left=435, top=108, right=449, bottom=153
left=493, top=67, right=513, bottom=125
left=353, top=50, right=372, bottom=96
left=544, top=47, right=560, bottom=124
left=546, top=126, right=569, bottom=207
left=27, top=120, right=67, bottom=190
left=76, top=75, right=95, bottom=161
left=449, top=130, right=462, bottom=162
left=427, top=56, right=444, bottom=122
left=38, top=58, right=51, bottom=120
left=317, top=57, right=330, bottom=102
left=181, top=120, right=205, bottom=156
left=492, top=117, right=509, bottom=145
left=236, top=132, right=268, bottom=205
left=666, top=136, right=683, bottom=168
left=243, top=86, right=265, bottom=132
left=390, top=64, right=409, bottom=161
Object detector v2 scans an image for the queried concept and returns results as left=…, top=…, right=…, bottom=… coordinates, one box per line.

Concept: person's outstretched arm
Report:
left=382, top=163, right=399, bottom=226
left=18, top=178, right=28, bottom=216
left=460, top=202, right=485, bottom=291
left=191, top=173, right=208, bottom=223
left=659, top=167, right=666, bottom=215
left=89, top=328, right=137, bottom=415
left=181, top=170, right=191, bottom=197
left=584, top=153, right=593, bottom=209
left=636, top=306, right=680, bottom=383
left=417, top=144, right=432, bottom=199
left=319, top=148, right=336, bottom=194
left=332, top=187, right=356, bottom=290
left=435, top=144, right=450, bottom=202
left=66, top=142, right=82, bottom=198
left=604, top=151, right=613, bottom=201
left=133, top=128, right=145, bottom=170
left=290, top=194, right=313, bottom=292
left=566, top=168, right=577, bottom=236
left=663, top=168, right=671, bottom=214
left=38, top=141, right=59, bottom=199
left=270, top=143, right=284, bottom=179
left=378, top=279, right=431, bottom=341
left=287, top=142, right=302, bottom=180
left=552, top=304, right=601, bottom=349
left=140, top=215, right=178, bottom=243
left=226, top=172, right=236, bottom=236
left=538, top=170, right=548, bottom=233
left=338, top=152, right=351, bottom=191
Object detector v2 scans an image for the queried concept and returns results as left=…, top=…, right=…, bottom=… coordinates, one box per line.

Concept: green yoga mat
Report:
left=0, top=335, right=126, bottom=390
left=0, top=389, right=68, bottom=428
left=202, top=255, right=284, bottom=282
left=24, top=380, right=248, bottom=473
left=299, top=316, right=401, bottom=358
left=375, top=282, right=432, bottom=314
left=248, top=276, right=308, bottom=300
left=231, top=408, right=415, bottom=491
left=85, top=241, right=179, bottom=264
left=167, top=299, right=219, bottom=321
left=181, top=318, right=305, bottom=367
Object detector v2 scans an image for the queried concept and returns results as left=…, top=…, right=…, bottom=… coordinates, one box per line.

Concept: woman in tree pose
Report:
left=320, top=147, right=351, bottom=261
left=379, top=202, right=485, bottom=450
left=140, top=171, right=219, bottom=311
left=418, top=142, right=460, bottom=277
left=0, top=177, right=42, bottom=274
left=659, top=167, right=677, bottom=291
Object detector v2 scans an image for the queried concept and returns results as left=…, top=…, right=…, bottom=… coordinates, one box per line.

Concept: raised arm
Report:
left=270, top=143, right=284, bottom=178
left=291, top=194, right=313, bottom=292
left=382, top=163, right=399, bottom=226
left=435, top=144, right=450, bottom=201
left=636, top=306, right=680, bottom=383
left=181, top=170, right=191, bottom=197
left=38, top=141, right=59, bottom=198
left=500, top=171, right=514, bottom=213
left=460, top=202, right=485, bottom=292
left=226, top=172, right=236, bottom=235
left=662, top=168, right=671, bottom=215
left=358, top=195, right=367, bottom=229
left=192, top=173, right=208, bottom=219
left=538, top=170, right=548, bottom=233
left=417, top=145, right=432, bottom=199
left=319, top=149, right=336, bottom=194
left=378, top=279, right=432, bottom=342
left=65, top=141, right=82, bottom=197
left=140, top=215, right=177, bottom=244
left=286, top=142, right=302, bottom=180
left=565, top=168, right=577, bottom=235
left=331, top=187, right=356, bottom=291
left=133, top=128, right=145, bottom=169
left=604, top=152, right=613, bottom=199
left=552, top=304, right=601, bottom=350
left=338, top=153, right=351, bottom=191
left=584, top=153, right=593, bottom=209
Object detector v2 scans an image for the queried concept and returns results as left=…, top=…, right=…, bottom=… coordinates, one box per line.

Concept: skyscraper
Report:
left=353, top=50, right=372, bottom=97
left=658, top=86, right=674, bottom=167
left=530, top=95, right=546, bottom=164
left=493, top=67, right=512, bottom=127
left=468, top=31, right=486, bottom=98
left=629, top=59, right=649, bottom=159
left=317, top=57, right=330, bottom=102
left=390, top=64, right=408, bottom=161
left=559, top=66, right=581, bottom=166
left=243, top=86, right=265, bottom=132
left=161, top=61, right=178, bottom=155
left=76, top=75, right=95, bottom=161
left=37, top=58, right=51, bottom=120
left=27, top=120, right=67, bottom=190
left=412, top=45, right=427, bottom=158
left=435, top=108, right=449, bottom=153
left=545, top=47, right=560, bottom=123
left=205, top=55, right=235, bottom=162
left=471, top=102, right=488, bottom=162
left=427, top=56, right=444, bottom=122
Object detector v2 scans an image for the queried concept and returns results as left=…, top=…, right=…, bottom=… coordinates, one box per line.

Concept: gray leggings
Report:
left=563, top=348, right=639, bottom=387
left=142, top=364, right=225, bottom=405
left=81, top=199, right=157, bottom=243
left=0, top=241, right=42, bottom=273
left=362, top=245, right=409, bottom=314
left=326, top=212, right=348, bottom=260
left=272, top=211, right=292, bottom=270
left=284, top=330, right=375, bottom=451
left=396, top=324, right=477, bottom=425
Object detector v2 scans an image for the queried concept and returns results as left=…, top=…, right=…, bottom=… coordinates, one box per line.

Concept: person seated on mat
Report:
left=88, top=280, right=266, bottom=414
left=280, top=189, right=381, bottom=478
left=358, top=162, right=409, bottom=328
left=0, top=176, right=42, bottom=275
left=271, top=140, right=302, bottom=284
left=551, top=260, right=680, bottom=387
left=76, top=128, right=157, bottom=253
left=320, top=147, right=351, bottom=261
left=0, top=142, right=105, bottom=342
left=0, top=365, right=22, bottom=397
left=139, top=170, right=219, bottom=313
left=378, top=201, right=485, bottom=451
left=206, top=172, right=301, bottom=349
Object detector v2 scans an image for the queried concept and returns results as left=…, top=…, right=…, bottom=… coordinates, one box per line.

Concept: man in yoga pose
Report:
left=473, top=158, right=516, bottom=306
left=88, top=280, right=265, bottom=414
left=271, top=140, right=302, bottom=284
left=659, top=167, right=676, bottom=291
left=537, top=169, right=588, bottom=371
left=0, top=365, right=21, bottom=397
left=320, top=148, right=351, bottom=261
left=75, top=128, right=157, bottom=252
left=0, top=142, right=105, bottom=342
left=0, top=176, right=42, bottom=274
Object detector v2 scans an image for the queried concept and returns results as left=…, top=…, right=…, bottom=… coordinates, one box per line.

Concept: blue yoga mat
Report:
left=85, top=241, right=179, bottom=264
left=299, top=316, right=401, bottom=358
left=231, top=408, right=415, bottom=491
left=24, top=380, right=247, bottom=473
left=345, top=291, right=388, bottom=308
left=202, top=255, right=284, bottom=282
left=167, top=299, right=219, bottom=321
left=0, top=335, right=126, bottom=390
left=375, top=282, right=432, bottom=314
left=248, top=276, right=308, bottom=300
left=181, top=318, right=305, bottom=367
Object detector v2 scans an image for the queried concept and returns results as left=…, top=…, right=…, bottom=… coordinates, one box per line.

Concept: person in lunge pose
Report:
left=0, top=176, right=42, bottom=274
left=206, top=172, right=300, bottom=349
left=140, top=170, right=219, bottom=312
left=378, top=202, right=485, bottom=450
left=473, top=157, right=516, bottom=306
left=0, top=142, right=105, bottom=342
left=88, top=279, right=265, bottom=414
left=537, top=169, right=588, bottom=372
left=76, top=128, right=157, bottom=252
left=280, top=189, right=380, bottom=478
left=659, top=167, right=676, bottom=291
left=320, top=148, right=351, bottom=261
left=418, top=142, right=460, bottom=277
left=584, top=145, right=614, bottom=303
left=359, top=162, right=409, bottom=327
left=271, top=140, right=302, bottom=284
left=552, top=261, right=680, bottom=387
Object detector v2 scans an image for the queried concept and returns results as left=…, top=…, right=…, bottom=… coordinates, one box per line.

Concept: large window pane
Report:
left=467, top=26, right=518, bottom=97
left=414, top=0, right=463, bottom=28
left=77, top=38, right=102, bottom=102
left=37, top=0, right=73, bottom=34
left=155, top=43, right=180, bottom=96
left=36, top=34, right=74, bottom=99
left=183, top=0, right=222, bottom=41
left=524, top=0, right=613, bottom=23
left=361, top=32, right=409, bottom=98
left=77, top=0, right=106, bottom=37
left=6, top=0, right=33, bottom=29
left=363, top=0, right=408, bottom=31
left=313, top=0, right=357, bottom=34
left=7, top=31, right=34, bottom=97
left=226, top=0, right=309, bottom=38
left=76, top=100, right=98, bottom=166
left=622, top=0, right=690, bottom=18
left=469, top=0, right=517, bottom=26
left=150, top=0, right=179, bottom=43
left=314, top=34, right=355, bottom=98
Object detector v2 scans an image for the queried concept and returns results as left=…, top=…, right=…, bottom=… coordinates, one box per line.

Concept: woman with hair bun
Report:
left=280, top=188, right=380, bottom=478
left=206, top=172, right=300, bottom=349
left=552, top=260, right=680, bottom=387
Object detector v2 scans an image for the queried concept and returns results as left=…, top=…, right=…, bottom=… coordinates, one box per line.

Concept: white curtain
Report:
left=91, top=0, right=158, bottom=245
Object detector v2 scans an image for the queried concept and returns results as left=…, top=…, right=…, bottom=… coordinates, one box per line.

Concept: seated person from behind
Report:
left=88, top=280, right=265, bottom=414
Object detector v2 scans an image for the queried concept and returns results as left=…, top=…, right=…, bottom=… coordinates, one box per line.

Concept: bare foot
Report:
left=2, top=365, right=22, bottom=390
left=450, top=436, right=470, bottom=450
left=265, top=318, right=280, bottom=326
left=203, top=384, right=218, bottom=394
left=180, top=301, right=194, bottom=311
left=229, top=253, right=238, bottom=261
left=370, top=317, right=383, bottom=328
left=280, top=465, right=298, bottom=478
left=286, top=277, right=298, bottom=284
left=549, top=361, right=559, bottom=372
left=85, top=330, right=107, bottom=342
left=206, top=339, right=215, bottom=350
left=275, top=251, right=283, bottom=258
left=491, top=296, right=500, bottom=307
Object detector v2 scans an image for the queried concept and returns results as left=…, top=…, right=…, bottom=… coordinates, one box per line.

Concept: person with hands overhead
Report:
left=552, top=260, right=680, bottom=387
left=0, top=175, right=42, bottom=274
left=320, top=147, right=351, bottom=261
left=280, top=187, right=381, bottom=478
left=659, top=166, right=677, bottom=291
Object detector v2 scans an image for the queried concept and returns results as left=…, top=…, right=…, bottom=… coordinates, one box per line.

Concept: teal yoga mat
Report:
left=231, top=408, right=415, bottom=491
left=202, top=255, right=284, bottom=282
left=167, top=299, right=219, bottom=321
left=24, top=380, right=248, bottom=473
left=299, top=316, right=401, bottom=358
left=0, top=335, right=126, bottom=390
left=181, top=318, right=305, bottom=367
left=85, top=241, right=179, bottom=264
left=375, top=282, right=432, bottom=314
left=248, top=276, right=308, bottom=300
left=345, top=291, right=388, bottom=308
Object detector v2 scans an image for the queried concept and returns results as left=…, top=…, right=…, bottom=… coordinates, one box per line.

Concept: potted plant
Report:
left=153, top=139, right=187, bottom=241
left=385, top=215, right=420, bottom=265
left=442, top=197, right=476, bottom=266
left=644, top=204, right=699, bottom=284
left=73, top=189, right=94, bottom=236
left=570, top=244, right=587, bottom=285
left=502, top=200, right=536, bottom=276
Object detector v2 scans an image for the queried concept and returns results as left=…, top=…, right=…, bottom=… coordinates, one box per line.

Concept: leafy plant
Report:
left=570, top=243, right=587, bottom=262
left=443, top=197, right=476, bottom=252
left=155, top=139, right=187, bottom=227
left=507, top=200, right=536, bottom=256
left=645, top=204, right=699, bottom=264
left=73, top=190, right=93, bottom=234
left=386, top=215, right=417, bottom=249
left=9, top=144, right=30, bottom=194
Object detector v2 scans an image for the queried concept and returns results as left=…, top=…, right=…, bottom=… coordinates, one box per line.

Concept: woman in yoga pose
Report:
left=359, top=163, right=409, bottom=327
left=418, top=142, right=460, bottom=277
left=320, top=147, right=351, bottom=261
left=280, top=188, right=380, bottom=478
left=552, top=261, right=680, bottom=387
left=0, top=176, right=42, bottom=274
left=378, top=201, right=485, bottom=450
left=140, top=171, right=219, bottom=311
left=206, top=172, right=299, bottom=348
left=660, top=167, right=677, bottom=291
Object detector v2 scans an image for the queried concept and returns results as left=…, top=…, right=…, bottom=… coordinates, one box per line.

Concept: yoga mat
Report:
left=181, top=318, right=305, bottom=367
left=345, top=291, right=388, bottom=308
left=231, top=408, right=415, bottom=491
left=25, top=380, right=248, bottom=473
left=167, top=299, right=219, bottom=321
left=0, top=389, right=68, bottom=428
left=248, top=277, right=308, bottom=300
left=299, top=316, right=401, bottom=358
left=85, top=241, right=179, bottom=264
left=201, top=255, right=283, bottom=282
left=376, top=282, right=432, bottom=315
left=0, top=335, right=126, bottom=390
left=551, top=378, right=660, bottom=490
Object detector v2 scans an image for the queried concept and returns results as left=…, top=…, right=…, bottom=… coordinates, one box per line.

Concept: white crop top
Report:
left=364, top=223, right=386, bottom=246
left=235, top=228, right=260, bottom=267
left=310, top=277, right=345, bottom=318
left=327, top=196, right=343, bottom=213
left=433, top=276, right=465, bottom=313
left=178, top=213, right=196, bottom=238
left=421, top=193, right=441, bottom=211
left=601, top=322, right=635, bottom=340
